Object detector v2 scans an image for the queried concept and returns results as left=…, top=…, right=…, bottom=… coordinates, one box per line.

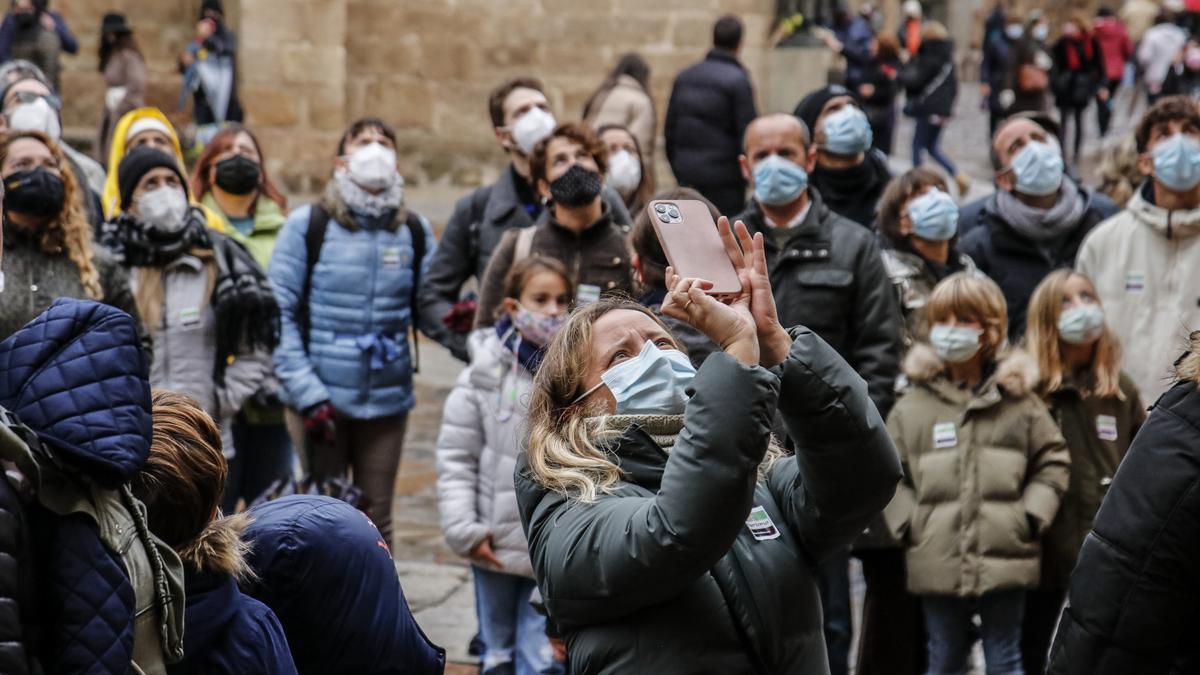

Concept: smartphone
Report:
left=647, top=199, right=742, bottom=295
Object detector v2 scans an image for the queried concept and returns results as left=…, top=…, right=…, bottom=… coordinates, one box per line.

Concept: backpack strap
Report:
left=403, top=210, right=426, bottom=373
left=299, top=204, right=329, bottom=353
left=513, top=226, right=536, bottom=265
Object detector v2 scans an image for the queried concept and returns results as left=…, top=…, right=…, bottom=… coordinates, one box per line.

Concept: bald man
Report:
left=734, top=113, right=900, bottom=675
left=958, top=115, right=1115, bottom=338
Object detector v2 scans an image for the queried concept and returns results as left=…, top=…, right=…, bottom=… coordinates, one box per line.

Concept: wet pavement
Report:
left=392, top=80, right=1145, bottom=670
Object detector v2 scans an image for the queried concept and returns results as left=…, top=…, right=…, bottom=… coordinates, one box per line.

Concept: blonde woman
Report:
left=1020, top=269, right=1144, bottom=672
left=884, top=272, right=1070, bottom=675
left=516, top=218, right=901, bottom=673
left=0, top=129, right=140, bottom=338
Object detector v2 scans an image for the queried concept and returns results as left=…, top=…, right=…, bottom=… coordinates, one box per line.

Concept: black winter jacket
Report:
left=516, top=328, right=901, bottom=674
left=0, top=414, right=35, bottom=675
left=899, top=38, right=958, bottom=118
left=959, top=183, right=1115, bottom=338
left=664, top=49, right=757, bottom=190
left=1047, top=342, right=1200, bottom=675
left=736, top=191, right=901, bottom=417
left=810, top=148, right=892, bottom=229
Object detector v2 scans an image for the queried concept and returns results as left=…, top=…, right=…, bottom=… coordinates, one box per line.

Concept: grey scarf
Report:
left=333, top=169, right=404, bottom=218
left=993, top=177, right=1087, bottom=245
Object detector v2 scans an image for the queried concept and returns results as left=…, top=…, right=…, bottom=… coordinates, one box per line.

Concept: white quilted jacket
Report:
left=435, top=328, right=535, bottom=577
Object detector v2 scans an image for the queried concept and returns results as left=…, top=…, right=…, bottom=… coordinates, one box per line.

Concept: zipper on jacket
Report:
left=707, top=567, right=770, bottom=675
left=365, top=227, right=379, bottom=408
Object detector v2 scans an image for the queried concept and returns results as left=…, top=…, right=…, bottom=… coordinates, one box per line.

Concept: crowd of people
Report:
left=1, top=0, right=1200, bottom=673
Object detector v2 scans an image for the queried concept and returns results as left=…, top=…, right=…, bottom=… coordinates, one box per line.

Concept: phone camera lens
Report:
left=657, top=213, right=671, bottom=223
left=667, top=206, right=680, bottom=218
left=654, top=204, right=668, bottom=214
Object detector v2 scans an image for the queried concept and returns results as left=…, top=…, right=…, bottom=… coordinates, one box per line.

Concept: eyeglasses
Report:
left=7, top=91, right=62, bottom=111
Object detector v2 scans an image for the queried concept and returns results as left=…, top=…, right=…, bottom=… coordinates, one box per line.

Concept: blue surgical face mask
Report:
left=1151, top=133, right=1200, bottom=192
left=1008, top=141, right=1064, bottom=197
left=1057, top=302, right=1106, bottom=345
left=753, top=154, right=809, bottom=206
left=820, top=105, right=873, bottom=156
left=907, top=189, right=959, bottom=241
left=575, top=340, right=697, bottom=415
left=930, top=324, right=983, bottom=363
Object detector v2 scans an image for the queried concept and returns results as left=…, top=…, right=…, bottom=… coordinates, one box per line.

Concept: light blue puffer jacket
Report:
left=269, top=190, right=436, bottom=420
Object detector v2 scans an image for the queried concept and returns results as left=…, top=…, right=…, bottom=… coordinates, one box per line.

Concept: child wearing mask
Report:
left=436, top=256, right=573, bottom=675
left=1019, top=270, right=1144, bottom=673
left=99, top=146, right=277, bottom=468
left=884, top=272, right=1070, bottom=675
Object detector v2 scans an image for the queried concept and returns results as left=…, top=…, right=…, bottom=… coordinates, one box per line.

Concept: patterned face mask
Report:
left=512, top=305, right=566, bottom=347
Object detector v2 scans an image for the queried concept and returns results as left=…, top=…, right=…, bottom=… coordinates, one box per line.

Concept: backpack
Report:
left=297, top=203, right=426, bottom=371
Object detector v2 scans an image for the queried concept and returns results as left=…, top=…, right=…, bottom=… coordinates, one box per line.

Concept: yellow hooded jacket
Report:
left=101, top=107, right=225, bottom=231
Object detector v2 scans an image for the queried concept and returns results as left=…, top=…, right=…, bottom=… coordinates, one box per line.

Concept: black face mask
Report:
left=5, top=167, right=65, bottom=219
left=548, top=165, right=602, bottom=208
left=214, top=155, right=261, bottom=196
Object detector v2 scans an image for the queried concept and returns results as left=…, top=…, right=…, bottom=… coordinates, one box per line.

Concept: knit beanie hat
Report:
left=793, top=84, right=859, bottom=140
left=118, top=147, right=189, bottom=211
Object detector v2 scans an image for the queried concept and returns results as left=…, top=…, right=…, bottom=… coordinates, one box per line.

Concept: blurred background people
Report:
left=1093, top=7, right=1132, bottom=138
left=583, top=52, right=656, bottom=176
left=1051, top=12, right=1106, bottom=163
left=96, top=11, right=144, bottom=162
left=597, top=123, right=653, bottom=216
left=0, top=0, right=76, bottom=91
left=900, top=21, right=968, bottom=195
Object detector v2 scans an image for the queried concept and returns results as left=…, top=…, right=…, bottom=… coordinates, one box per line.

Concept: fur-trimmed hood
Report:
left=904, top=343, right=1039, bottom=398
left=179, top=512, right=254, bottom=580
left=1176, top=331, right=1200, bottom=383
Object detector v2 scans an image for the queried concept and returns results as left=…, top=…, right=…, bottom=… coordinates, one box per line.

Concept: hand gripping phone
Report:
left=647, top=199, right=742, bottom=295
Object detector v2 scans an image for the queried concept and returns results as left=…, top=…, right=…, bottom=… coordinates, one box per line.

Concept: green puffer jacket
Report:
left=1040, top=373, right=1144, bottom=589
left=515, top=328, right=902, bottom=674
left=884, top=344, right=1071, bottom=597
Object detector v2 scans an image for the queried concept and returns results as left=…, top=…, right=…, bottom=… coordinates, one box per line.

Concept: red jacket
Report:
left=1094, top=16, right=1132, bottom=81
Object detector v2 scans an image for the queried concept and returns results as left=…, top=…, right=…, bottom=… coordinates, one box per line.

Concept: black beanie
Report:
left=793, top=85, right=859, bottom=140
left=117, top=147, right=188, bottom=211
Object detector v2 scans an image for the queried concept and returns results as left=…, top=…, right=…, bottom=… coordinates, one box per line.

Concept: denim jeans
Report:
left=922, top=591, right=1025, bottom=675
left=473, top=567, right=563, bottom=675
left=221, top=420, right=295, bottom=513
left=912, top=117, right=957, bottom=176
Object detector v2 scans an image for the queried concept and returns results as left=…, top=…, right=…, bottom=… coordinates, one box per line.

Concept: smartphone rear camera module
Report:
left=657, top=202, right=683, bottom=223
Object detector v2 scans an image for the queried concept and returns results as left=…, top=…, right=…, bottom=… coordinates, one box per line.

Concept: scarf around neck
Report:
left=99, top=208, right=212, bottom=267
left=595, top=414, right=686, bottom=450
left=495, top=315, right=546, bottom=374
left=993, top=176, right=1087, bottom=245
left=333, top=169, right=404, bottom=218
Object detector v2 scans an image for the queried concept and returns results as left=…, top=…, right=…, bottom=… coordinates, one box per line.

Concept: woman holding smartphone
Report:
left=516, top=218, right=901, bottom=672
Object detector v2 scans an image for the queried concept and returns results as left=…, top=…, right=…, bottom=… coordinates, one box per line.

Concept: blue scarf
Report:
left=495, top=315, right=546, bottom=374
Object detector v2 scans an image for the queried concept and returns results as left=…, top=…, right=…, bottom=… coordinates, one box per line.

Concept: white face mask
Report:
left=346, top=142, right=398, bottom=191
left=7, top=97, right=61, bottom=141
left=510, top=107, right=556, bottom=155
left=606, top=149, right=642, bottom=198
left=137, top=186, right=190, bottom=232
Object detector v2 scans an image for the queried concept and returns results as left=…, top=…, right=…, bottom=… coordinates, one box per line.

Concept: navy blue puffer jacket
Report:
left=241, top=496, right=445, bottom=675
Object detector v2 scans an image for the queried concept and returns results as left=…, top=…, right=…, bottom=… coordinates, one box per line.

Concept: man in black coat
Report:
left=959, top=116, right=1115, bottom=338
left=734, top=112, right=901, bottom=675
left=794, top=85, right=892, bottom=229
left=664, top=14, right=758, bottom=217
left=419, top=77, right=629, bottom=361
left=1047, top=336, right=1200, bottom=675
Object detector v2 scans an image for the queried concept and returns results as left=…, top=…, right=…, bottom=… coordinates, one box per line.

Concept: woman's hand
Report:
left=661, top=269, right=759, bottom=366
left=469, top=536, right=504, bottom=569
left=719, top=218, right=793, bottom=368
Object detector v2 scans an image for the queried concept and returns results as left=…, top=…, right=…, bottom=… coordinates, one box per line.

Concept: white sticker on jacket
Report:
left=179, top=307, right=201, bottom=328
left=1096, top=415, right=1119, bottom=442
left=745, top=506, right=781, bottom=541
left=382, top=247, right=404, bottom=267
left=1124, top=272, right=1145, bottom=293
left=933, top=422, right=957, bottom=449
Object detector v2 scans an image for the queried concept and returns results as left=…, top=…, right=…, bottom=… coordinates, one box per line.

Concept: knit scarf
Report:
left=993, top=176, right=1087, bottom=246
left=100, top=209, right=280, bottom=376
left=495, top=315, right=545, bottom=374
left=333, top=169, right=404, bottom=218
left=595, top=414, right=686, bottom=450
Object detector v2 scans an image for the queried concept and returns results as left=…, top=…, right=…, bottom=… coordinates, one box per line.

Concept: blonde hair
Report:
left=134, top=250, right=216, bottom=335
left=1025, top=270, right=1124, bottom=398
left=526, top=298, right=779, bottom=503
left=0, top=130, right=101, bottom=298
left=926, top=272, right=1008, bottom=363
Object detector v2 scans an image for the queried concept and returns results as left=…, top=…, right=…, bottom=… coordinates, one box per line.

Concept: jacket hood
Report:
left=904, top=343, right=1039, bottom=398
left=1127, top=181, right=1200, bottom=238
left=0, top=298, right=151, bottom=487
left=102, top=107, right=184, bottom=218
left=1176, top=331, right=1200, bottom=383
left=180, top=512, right=253, bottom=578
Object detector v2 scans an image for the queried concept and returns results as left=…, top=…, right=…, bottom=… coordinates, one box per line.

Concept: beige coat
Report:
left=584, top=74, right=656, bottom=159
left=1076, top=187, right=1200, bottom=403
left=884, top=345, right=1071, bottom=597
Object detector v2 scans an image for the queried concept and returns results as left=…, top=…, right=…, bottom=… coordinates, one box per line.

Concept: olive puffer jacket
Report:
left=884, top=344, right=1071, bottom=597
left=515, top=328, right=902, bottom=674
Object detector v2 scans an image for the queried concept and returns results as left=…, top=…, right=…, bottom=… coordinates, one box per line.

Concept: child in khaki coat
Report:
left=884, top=273, right=1070, bottom=675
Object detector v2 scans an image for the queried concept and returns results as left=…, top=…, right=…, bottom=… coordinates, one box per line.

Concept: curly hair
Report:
left=1135, top=96, right=1200, bottom=152
left=0, top=129, right=101, bottom=298
left=528, top=122, right=609, bottom=192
